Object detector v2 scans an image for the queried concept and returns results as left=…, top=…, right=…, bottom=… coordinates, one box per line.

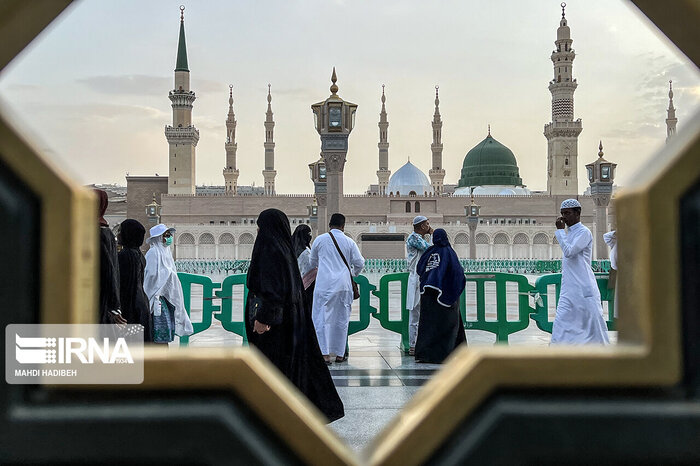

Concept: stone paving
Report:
left=177, top=272, right=617, bottom=453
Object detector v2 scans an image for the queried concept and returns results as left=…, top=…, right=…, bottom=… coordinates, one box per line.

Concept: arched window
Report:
left=414, top=201, right=420, bottom=213
left=409, top=191, right=417, bottom=197
left=405, top=201, right=411, bottom=213
left=198, top=233, right=216, bottom=259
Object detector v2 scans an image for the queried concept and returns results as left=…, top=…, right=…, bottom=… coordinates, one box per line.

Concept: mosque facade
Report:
left=126, top=4, right=676, bottom=261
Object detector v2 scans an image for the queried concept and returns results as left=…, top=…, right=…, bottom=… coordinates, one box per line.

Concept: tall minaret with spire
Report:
left=429, top=86, right=445, bottom=195
left=165, top=6, right=199, bottom=195
left=262, top=84, right=276, bottom=195
left=223, top=84, right=239, bottom=194
left=544, top=2, right=582, bottom=196
left=376, top=85, right=391, bottom=195
left=666, top=80, right=678, bottom=142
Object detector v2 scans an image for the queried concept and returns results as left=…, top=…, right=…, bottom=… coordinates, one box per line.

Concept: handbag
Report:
left=247, top=294, right=264, bottom=324
left=329, top=231, right=360, bottom=300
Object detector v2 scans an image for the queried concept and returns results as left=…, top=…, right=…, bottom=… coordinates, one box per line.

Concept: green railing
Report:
left=175, top=270, right=616, bottom=348
left=177, top=259, right=611, bottom=275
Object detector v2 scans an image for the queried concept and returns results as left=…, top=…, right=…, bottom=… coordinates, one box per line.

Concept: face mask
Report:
left=164, top=236, right=173, bottom=247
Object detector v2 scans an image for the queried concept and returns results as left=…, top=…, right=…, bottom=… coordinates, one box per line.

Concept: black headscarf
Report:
left=247, top=209, right=304, bottom=307
left=291, top=224, right=312, bottom=258
left=119, top=219, right=145, bottom=249
left=117, top=219, right=151, bottom=339
left=97, top=190, right=119, bottom=323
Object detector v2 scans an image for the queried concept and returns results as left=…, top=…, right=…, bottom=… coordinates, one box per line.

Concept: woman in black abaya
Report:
left=245, top=209, right=344, bottom=423
left=117, top=219, right=152, bottom=341
left=415, top=228, right=467, bottom=364
left=292, top=224, right=317, bottom=308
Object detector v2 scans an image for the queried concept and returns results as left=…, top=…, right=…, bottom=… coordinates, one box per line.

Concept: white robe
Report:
left=551, top=223, right=609, bottom=345
left=144, top=237, right=194, bottom=337
left=309, top=229, right=365, bottom=356
left=406, top=232, right=431, bottom=347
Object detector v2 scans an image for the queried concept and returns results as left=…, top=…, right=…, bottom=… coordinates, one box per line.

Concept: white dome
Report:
left=387, top=161, right=433, bottom=196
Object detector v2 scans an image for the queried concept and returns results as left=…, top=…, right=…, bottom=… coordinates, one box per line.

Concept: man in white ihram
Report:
left=309, top=213, right=365, bottom=364
left=551, top=199, right=610, bottom=344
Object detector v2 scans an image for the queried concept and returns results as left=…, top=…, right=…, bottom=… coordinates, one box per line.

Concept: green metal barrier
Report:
left=176, top=273, right=377, bottom=346
left=176, top=273, right=221, bottom=346
left=214, top=273, right=249, bottom=344
left=370, top=272, right=411, bottom=351
left=461, top=272, right=536, bottom=343
left=176, top=269, right=616, bottom=348
left=530, top=273, right=616, bottom=333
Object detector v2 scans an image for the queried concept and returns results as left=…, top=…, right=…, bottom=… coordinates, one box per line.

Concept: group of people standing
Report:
left=404, top=197, right=612, bottom=362
left=97, top=189, right=611, bottom=424
left=96, top=189, right=193, bottom=344
left=405, top=216, right=467, bottom=364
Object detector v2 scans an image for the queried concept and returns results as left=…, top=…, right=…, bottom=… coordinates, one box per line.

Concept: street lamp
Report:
left=145, top=193, right=161, bottom=225
left=310, top=67, right=358, bottom=229
left=586, top=141, right=617, bottom=259
left=465, top=189, right=481, bottom=259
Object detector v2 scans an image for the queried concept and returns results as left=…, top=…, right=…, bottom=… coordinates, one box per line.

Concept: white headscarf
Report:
left=144, top=234, right=193, bottom=337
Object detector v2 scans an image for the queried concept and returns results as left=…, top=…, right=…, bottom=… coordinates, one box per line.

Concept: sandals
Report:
left=335, top=355, right=348, bottom=363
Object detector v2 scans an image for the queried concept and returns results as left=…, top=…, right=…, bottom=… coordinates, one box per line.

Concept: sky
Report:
left=0, top=0, right=698, bottom=194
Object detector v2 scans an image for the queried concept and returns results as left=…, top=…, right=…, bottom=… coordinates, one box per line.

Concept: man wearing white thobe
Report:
left=405, top=216, right=433, bottom=355
left=551, top=199, right=610, bottom=344
left=309, top=213, right=365, bottom=363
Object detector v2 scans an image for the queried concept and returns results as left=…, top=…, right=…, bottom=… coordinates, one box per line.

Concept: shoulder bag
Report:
left=329, top=231, right=360, bottom=300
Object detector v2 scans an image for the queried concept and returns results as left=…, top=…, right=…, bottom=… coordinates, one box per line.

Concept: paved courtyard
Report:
left=176, top=272, right=617, bottom=453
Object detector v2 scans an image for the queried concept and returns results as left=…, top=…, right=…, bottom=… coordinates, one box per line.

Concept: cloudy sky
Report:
left=0, top=0, right=698, bottom=194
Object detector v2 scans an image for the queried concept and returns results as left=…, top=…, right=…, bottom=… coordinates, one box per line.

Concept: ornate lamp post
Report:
left=307, top=196, right=319, bottom=235
left=586, top=141, right=617, bottom=259
left=311, top=68, right=357, bottom=228
left=465, top=189, right=481, bottom=259
left=145, top=193, right=161, bottom=226
left=308, top=157, right=327, bottom=232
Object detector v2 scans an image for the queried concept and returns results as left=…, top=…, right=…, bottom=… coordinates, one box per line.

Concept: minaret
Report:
left=666, top=80, right=678, bottom=142
left=262, top=84, right=276, bottom=195
left=544, top=2, right=582, bottom=196
left=223, top=84, right=239, bottom=194
left=376, top=85, right=391, bottom=195
left=165, top=6, right=199, bottom=195
left=429, top=86, right=445, bottom=195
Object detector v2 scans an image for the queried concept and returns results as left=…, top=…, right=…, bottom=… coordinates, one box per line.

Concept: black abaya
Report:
left=245, top=209, right=344, bottom=423
left=118, top=219, right=152, bottom=341
left=98, top=226, right=121, bottom=324
left=414, top=289, right=466, bottom=364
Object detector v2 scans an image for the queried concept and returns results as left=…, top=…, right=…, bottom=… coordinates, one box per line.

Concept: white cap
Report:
left=412, top=215, right=428, bottom=226
left=560, top=199, right=582, bottom=210
left=148, top=223, right=175, bottom=239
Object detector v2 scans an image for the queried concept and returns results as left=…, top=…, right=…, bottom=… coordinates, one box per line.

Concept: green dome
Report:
left=458, top=134, right=523, bottom=187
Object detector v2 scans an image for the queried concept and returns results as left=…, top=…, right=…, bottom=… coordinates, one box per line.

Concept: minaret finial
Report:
left=330, top=67, right=338, bottom=94
left=180, top=5, right=185, bottom=21
left=669, top=79, right=674, bottom=99
left=488, top=124, right=491, bottom=136
left=267, top=83, right=272, bottom=104
left=381, top=84, right=385, bottom=103
left=561, top=2, right=566, bottom=18
left=435, top=85, right=439, bottom=105
left=598, top=140, right=604, bottom=158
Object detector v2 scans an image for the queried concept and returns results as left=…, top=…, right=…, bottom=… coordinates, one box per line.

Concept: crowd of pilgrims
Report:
left=97, top=188, right=610, bottom=423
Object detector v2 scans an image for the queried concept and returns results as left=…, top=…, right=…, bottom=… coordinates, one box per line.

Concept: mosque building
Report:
left=126, top=4, right=673, bottom=261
